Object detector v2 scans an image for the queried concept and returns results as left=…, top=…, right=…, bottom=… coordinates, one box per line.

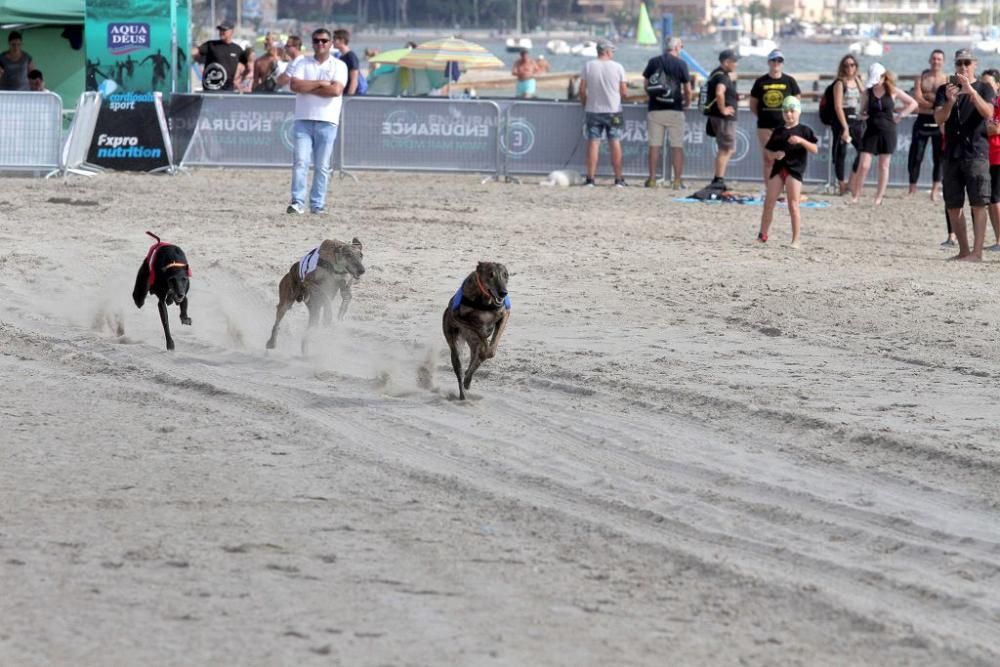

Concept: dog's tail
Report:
left=145, top=230, right=161, bottom=243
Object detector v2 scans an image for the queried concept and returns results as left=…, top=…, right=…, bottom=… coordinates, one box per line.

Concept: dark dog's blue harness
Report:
left=451, top=284, right=511, bottom=312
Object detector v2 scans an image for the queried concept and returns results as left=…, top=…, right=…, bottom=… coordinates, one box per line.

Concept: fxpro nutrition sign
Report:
left=86, top=92, right=173, bottom=171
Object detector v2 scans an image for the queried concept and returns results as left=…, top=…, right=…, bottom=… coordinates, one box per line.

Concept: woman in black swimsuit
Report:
left=850, top=64, right=918, bottom=205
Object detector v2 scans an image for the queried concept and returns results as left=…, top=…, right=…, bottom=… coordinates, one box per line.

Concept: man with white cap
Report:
left=579, top=40, right=628, bottom=187
left=934, top=48, right=997, bottom=261
left=750, top=49, right=801, bottom=185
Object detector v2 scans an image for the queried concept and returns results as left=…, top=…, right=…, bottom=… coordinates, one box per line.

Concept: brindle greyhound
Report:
left=266, top=238, right=364, bottom=352
left=442, top=262, right=510, bottom=400
left=132, top=231, right=192, bottom=351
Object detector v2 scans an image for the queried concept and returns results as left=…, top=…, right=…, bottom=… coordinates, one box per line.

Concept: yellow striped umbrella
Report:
left=368, top=48, right=413, bottom=65
left=398, top=37, right=504, bottom=70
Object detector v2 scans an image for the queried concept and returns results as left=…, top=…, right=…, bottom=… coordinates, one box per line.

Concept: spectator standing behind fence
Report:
left=850, top=64, right=917, bottom=206
left=642, top=37, right=690, bottom=189
left=750, top=50, right=800, bottom=187
left=253, top=39, right=282, bottom=93
left=831, top=54, right=865, bottom=195
left=908, top=50, right=947, bottom=201
left=756, top=97, right=817, bottom=248
left=276, top=36, right=303, bottom=92
left=935, top=49, right=996, bottom=261
left=332, top=29, right=361, bottom=95
left=0, top=31, right=33, bottom=91
left=512, top=50, right=537, bottom=99
left=192, top=23, right=247, bottom=92
left=579, top=41, right=628, bottom=187
left=980, top=68, right=1000, bottom=250
left=286, top=28, right=347, bottom=215
left=705, top=49, right=740, bottom=187
left=27, top=69, right=45, bottom=92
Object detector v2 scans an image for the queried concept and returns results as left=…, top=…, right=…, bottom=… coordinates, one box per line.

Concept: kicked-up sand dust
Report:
left=1, top=171, right=999, bottom=665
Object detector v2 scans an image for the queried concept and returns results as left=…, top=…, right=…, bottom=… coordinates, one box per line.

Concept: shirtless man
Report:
left=908, top=49, right=948, bottom=201
left=512, top=49, right=538, bottom=99
left=253, top=40, right=282, bottom=92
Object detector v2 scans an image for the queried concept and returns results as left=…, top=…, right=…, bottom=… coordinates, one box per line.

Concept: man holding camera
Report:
left=934, top=48, right=996, bottom=261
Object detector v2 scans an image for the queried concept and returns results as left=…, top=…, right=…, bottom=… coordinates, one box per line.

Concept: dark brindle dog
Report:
left=442, top=262, right=511, bottom=400
left=132, top=231, right=192, bottom=351
left=266, top=238, right=365, bottom=352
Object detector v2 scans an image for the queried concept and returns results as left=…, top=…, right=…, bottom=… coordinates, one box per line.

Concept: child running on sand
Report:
left=756, top=96, right=818, bottom=248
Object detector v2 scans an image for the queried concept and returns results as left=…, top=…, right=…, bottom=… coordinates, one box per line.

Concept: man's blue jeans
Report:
left=290, top=119, right=338, bottom=212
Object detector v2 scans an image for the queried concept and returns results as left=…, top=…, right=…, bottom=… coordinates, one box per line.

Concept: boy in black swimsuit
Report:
left=756, top=96, right=818, bottom=248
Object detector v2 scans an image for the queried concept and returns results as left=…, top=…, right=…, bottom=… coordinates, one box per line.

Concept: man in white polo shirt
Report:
left=286, top=28, right=348, bottom=215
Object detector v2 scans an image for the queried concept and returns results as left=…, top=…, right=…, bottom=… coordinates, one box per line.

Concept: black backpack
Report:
left=647, top=56, right=679, bottom=105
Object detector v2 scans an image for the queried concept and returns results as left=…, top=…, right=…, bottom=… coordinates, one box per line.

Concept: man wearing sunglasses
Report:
left=285, top=28, right=348, bottom=215
left=934, top=48, right=996, bottom=261
left=192, top=22, right=247, bottom=92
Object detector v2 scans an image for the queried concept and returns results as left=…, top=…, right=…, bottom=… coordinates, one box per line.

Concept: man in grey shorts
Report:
left=705, top=49, right=740, bottom=186
left=579, top=41, right=629, bottom=187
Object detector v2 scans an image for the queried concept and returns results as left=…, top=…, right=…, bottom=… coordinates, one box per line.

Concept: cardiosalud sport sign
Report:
left=87, top=91, right=174, bottom=171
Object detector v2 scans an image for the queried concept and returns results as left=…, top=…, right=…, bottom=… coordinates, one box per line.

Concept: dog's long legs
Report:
left=449, top=339, right=465, bottom=400
left=484, top=311, right=509, bottom=360
left=179, top=297, right=192, bottom=326
left=336, top=283, right=352, bottom=321
left=266, top=298, right=292, bottom=350
left=157, top=297, right=174, bottom=351
left=321, top=286, right=335, bottom=327
left=463, top=338, right=484, bottom=391
left=301, top=298, right=322, bottom=355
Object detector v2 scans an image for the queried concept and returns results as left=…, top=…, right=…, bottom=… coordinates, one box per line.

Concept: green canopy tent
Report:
left=0, top=0, right=85, bottom=110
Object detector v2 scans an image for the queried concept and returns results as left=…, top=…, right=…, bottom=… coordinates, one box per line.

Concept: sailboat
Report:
left=636, top=3, right=658, bottom=47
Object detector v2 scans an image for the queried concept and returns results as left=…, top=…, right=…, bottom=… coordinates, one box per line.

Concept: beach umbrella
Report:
left=398, top=37, right=504, bottom=70
left=368, top=47, right=413, bottom=65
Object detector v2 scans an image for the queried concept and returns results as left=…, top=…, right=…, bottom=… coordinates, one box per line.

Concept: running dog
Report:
left=266, top=238, right=365, bottom=352
left=442, top=262, right=511, bottom=400
left=132, top=231, right=192, bottom=351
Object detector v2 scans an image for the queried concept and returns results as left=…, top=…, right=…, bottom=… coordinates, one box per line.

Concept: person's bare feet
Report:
left=848, top=195, right=859, bottom=205
left=873, top=196, right=884, bottom=206
left=789, top=239, right=801, bottom=249
left=839, top=183, right=849, bottom=195
left=930, top=186, right=940, bottom=202
left=907, top=185, right=917, bottom=196
left=957, top=253, right=983, bottom=262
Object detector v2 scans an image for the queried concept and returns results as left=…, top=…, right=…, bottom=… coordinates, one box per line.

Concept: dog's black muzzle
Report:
left=166, top=277, right=189, bottom=305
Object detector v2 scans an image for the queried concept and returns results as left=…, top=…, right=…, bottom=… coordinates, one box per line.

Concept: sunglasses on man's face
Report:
left=957, top=59, right=974, bottom=67
left=313, top=38, right=330, bottom=44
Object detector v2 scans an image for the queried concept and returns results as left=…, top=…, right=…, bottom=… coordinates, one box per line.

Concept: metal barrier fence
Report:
left=0, top=91, right=63, bottom=173
left=169, top=93, right=303, bottom=169
left=28, top=92, right=938, bottom=189
left=339, top=97, right=502, bottom=176
left=61, top=92, right=103, bottom=177
left=500, top=103, right=935, bottom=188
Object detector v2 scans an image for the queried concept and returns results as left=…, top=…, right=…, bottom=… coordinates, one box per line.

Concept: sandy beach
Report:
left=2, top=171, right=999, bottom=665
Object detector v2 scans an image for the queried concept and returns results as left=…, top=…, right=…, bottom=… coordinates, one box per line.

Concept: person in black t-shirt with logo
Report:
left=756, top=96, right=817, bottom=249
left=642, top=37, right=691, bottom=188
left=934, top=48, right=997, bottom=261
left=750, top=49, right=801, bottom=187
left=192, top=22, right=248, bottom=92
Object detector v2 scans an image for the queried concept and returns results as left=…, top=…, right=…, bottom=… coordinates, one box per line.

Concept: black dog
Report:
left=132, top=231, right=192, bottom=351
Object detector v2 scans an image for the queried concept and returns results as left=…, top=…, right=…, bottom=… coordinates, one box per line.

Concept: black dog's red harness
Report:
left=145, top=231, right=191, bottom=287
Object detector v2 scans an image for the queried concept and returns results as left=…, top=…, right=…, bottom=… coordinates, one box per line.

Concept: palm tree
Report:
left=746, top=1, right=766, bottom=36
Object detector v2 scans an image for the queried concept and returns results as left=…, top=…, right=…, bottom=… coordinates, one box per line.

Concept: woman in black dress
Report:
left=850, top=64, right=917, bottom=205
